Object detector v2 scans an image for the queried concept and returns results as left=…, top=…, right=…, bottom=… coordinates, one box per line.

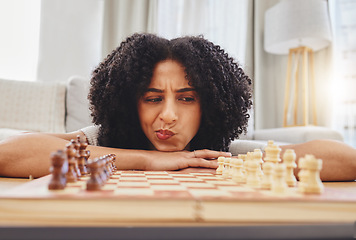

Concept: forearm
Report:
left=281, top=139, right=356, bottom=181
left=0, top=133, right=149, bottom=178
left=0, top=133, right=71, bottom=178
left=0, top=133, right=222, bottom=178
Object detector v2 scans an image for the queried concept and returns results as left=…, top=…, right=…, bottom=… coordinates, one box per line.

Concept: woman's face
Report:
left=137, top=60, right=202, bottom=151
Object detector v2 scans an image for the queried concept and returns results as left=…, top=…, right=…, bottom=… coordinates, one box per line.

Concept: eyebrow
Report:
left=145, top=87, right=197, bottom=93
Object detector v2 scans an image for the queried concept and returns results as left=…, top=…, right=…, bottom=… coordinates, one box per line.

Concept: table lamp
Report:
left=264, top=0, right=332, bottom=127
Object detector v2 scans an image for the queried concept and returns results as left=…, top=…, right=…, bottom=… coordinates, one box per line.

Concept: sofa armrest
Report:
left=253, top=126, right=344, bottom=144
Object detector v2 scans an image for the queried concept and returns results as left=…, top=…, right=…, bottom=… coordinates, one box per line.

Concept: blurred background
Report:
left=0, top=0, right=355, bottom=147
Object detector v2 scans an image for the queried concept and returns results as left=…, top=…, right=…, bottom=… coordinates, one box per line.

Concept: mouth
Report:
left=155, top=129, right=175, bottom=140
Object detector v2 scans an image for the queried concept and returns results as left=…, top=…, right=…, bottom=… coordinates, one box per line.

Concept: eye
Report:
left=144, top=97, right=163, bottom=103
left=179, top=96, right=196, bottom=102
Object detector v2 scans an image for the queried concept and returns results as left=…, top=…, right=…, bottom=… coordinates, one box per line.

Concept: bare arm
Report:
left=280, top=139, right=356, bottom=181
left=0, top=132, right=226, bottom=178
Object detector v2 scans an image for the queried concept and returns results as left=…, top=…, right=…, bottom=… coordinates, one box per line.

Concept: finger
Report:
left=193, top=149, right=232, bottom=159
left=187, top=158, right=218, bottom=169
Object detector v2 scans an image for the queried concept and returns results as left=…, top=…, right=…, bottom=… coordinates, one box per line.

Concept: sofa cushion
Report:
left=65, top=76, right=92, bottom=132
left=229, top=139, right=289, bottom=156
left=0, top=79, right=66, bottom=133
left=253, top=126, right=344, bottom=144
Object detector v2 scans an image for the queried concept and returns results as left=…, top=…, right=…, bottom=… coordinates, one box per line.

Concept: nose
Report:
left=159, top=98, right=178, bottom=124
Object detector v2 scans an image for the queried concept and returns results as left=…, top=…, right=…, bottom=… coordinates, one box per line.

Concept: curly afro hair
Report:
left=88, top=33, right=252, bottom=152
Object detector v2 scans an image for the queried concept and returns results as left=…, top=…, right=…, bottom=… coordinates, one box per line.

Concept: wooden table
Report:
left=0, top=176, right=355, bottom=240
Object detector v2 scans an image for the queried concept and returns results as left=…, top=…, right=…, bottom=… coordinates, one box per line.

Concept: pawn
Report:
left=271, top=163, right=288, bottom=194
left=216, top=156, right=225, bottom=175
left=283, top=149, right=297, bottom=187
left=65, top=143, right=78, bottom=183
left=48, top=150, right=68, bottom=190
left=246, top=160, right=261, bottom=188
left=244, top=152, right=253, bottom=181
left=253, top=149, right=264, bottom=178
left=71, top=139, right=82, bottom=178
left=238, top=154, right=247, bottom=175
left=222, top=158, right=231, bottom=178
left=86, top=158, right=103, bottom=191
left=260, top=162, right=274, bottom=190
left=231, top=158, right=245, bottom=184
left=297, top=156, right=309, bottom=193
left=77, top=135, right=89, bottom=176
left=304, top=155, right=324, bottom=194
left=98, top=157, right=108, bottom=184
left=109, top=154, right=117, bottom=172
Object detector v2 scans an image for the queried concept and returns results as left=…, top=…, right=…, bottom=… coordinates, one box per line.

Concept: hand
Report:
left=144, top=149, right=232, bottom=171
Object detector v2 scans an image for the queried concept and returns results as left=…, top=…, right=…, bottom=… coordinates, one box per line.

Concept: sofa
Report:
left=0, top=77, right=344, bottom=154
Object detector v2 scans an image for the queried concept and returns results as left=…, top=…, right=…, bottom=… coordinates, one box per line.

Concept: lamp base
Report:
left=283, top=46, right=317, bottom=127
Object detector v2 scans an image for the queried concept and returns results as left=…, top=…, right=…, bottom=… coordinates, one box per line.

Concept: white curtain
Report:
left=101, top=0, right=158, bottom=57
left=35, top=0, right=334, bottom=130
left=156, top=0, right=253, bottom=74
left=36, top=0, right=158, bottom=82
left=36, top=0, right=104, bottom=82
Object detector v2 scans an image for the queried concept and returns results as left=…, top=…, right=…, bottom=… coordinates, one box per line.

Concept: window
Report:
left=330, top=0, right=356, bottom=147
left=0, top=0, right=41, bottom=81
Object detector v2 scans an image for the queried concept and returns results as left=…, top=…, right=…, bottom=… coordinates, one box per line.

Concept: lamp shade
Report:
left=264, top=0, right=332, bottom=55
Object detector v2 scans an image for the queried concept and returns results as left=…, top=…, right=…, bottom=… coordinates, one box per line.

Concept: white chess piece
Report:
left=232, top=158, right=245, bottom=184
left=283, top=149, right=297, bottom=187
left=253, top=149, right=264, bottom=178
left=216, top=156, right=225, bottom=175
left=222, top=158, right=231, bottom=178
left=244, top=152, right=253, bottom=182
left=271, top=163, right=288, bottom=194
left=298, top=155, right=310, bottom=193
left=246, top=160, right=261, bottom=188
left=264, top=140, right=281, bottom=164
left=304, top=155, right=324, bottom=194
left=261, top=162, right=274, bottom=190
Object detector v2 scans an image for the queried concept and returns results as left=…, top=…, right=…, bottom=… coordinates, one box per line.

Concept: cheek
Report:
left=138, top=103, right=158, bottom=132
left=137, top=103, right=149, bottom=128
left=187, top=108, right=202, bottom=135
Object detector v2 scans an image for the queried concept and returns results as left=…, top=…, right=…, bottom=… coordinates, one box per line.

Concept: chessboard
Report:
left=1, top=137, right=356, bottom=226
left=1, top=170, right=356, bottom=225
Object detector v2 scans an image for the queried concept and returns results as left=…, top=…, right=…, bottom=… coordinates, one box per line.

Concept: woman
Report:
left=0, top=33, right=355, bottom=181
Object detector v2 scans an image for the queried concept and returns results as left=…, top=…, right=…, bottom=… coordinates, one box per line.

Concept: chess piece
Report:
left=246, top=160, right=261, bottom=188
left=271, top=163, right=288, bottom=194
left=297, top=156, right=309, bottom=193
left=98, top=157, right=108, bottom=183
left=86, top=158, right=103, bottom=190
left=304, top=155, right=324, bottom=194
left=244, top=152, right=253, bottom=182
left=253, top=149, right=264, bottom=178
left=260, top=162, right=274, bottom=190
left=72, top=138, right=82, bottom=178
left=222, top=158, right=231, bottom=178
left=48, top=150, right=68, bottom=190
left=283, top=149, right=297, bottom=187
left=110, top=154, right=117, bottom=171
left=78, top=136, right=89, bottom=176
left=216, top=156, right=225, bottom=175
left=264, top=140, right=281, bottom=164
left=65, top=143, right=78, bottom=183
left=231, top=158, right=245, bottom=184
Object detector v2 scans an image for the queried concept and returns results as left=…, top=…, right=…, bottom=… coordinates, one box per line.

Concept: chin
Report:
left=154, top=144, right=184, bottom=152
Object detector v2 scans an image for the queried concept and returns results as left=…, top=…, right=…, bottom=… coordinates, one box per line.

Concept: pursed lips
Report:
left=155, top=129, right=176, bottom=140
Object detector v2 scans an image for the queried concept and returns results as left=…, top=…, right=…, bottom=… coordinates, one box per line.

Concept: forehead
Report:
left=149, top=60, right=190, bottom=88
